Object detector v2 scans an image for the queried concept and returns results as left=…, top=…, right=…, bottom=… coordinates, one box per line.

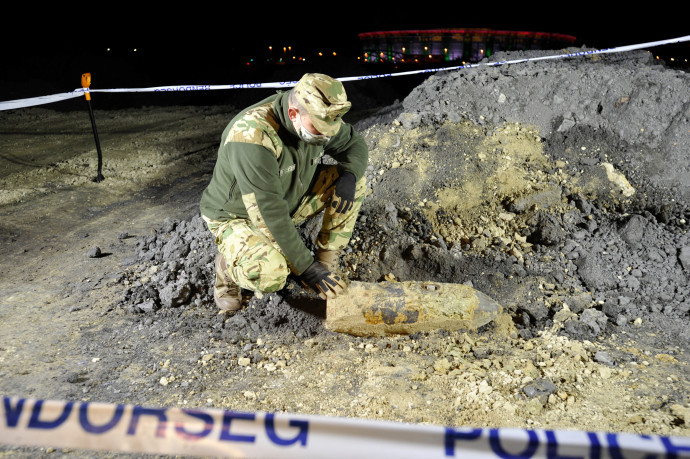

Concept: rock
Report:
left=162, top=234, right=190, bottom=261
left=602, top=299, right=622, bottom=318
left=509, top=186, right=563, bottom=213
left=158, top=279, right=192, bottom=308
left=618, top=214, right=647, bottom=247
left=598, top=366, right=613, bottom=379
left=570, top=193, right=593, bottom=215
left=670, top=404, right=690, bottom=424
left=64, top=371, right=88, bottom=384
left=87, top=246, right=102, bottom=258
left=398, top=112, right=421, bottom=130
left=678, top=246, right=690, bottom=271
left=137, top=299, right=158, bottom=313
left=600, top=163, right=635, bottom=198
left=433, top=358, right=452, bottom=373
left=594, top=350, right=615, bottom=366
left=382, top=201, right=399, bottom=230
left=554, top=304, right=577, bottom=323
left=575, top=254, right=617, bottom=291
left=557, top=117, right=576, bottom=132
left=523, top=378, right=557, bottom=403
left=519, top=300, right=549, bottom=322
left=161, top=217, right=177, bottom=233
left=527, top=212, right=566, bottom=246
left=566, top=292, right=593, bottom=314
left=579, top=308, right=608, bottom=336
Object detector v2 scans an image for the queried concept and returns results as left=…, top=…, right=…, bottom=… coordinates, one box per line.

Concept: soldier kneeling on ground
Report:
left=200, top=73, right=368, bottom=311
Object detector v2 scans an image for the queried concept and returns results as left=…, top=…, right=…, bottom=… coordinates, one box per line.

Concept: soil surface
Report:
left=1, top=49, right=690, bottom=457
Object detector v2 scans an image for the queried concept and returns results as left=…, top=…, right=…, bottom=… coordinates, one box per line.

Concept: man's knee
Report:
left=233, top=248, right=290, bottom=293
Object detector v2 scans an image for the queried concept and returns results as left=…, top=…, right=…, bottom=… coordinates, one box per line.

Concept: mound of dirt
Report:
left=1, top=48, right=689, bottom=457
left=114, top=49, right=690, bottom=435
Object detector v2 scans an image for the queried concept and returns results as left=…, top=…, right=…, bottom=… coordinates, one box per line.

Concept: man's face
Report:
left=288, top=106, right=331, bottom=146
left=288, top=107, right=321, bottom=135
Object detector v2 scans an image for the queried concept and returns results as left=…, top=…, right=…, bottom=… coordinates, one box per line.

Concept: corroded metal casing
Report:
left=326, top=281, right=502, bottom=337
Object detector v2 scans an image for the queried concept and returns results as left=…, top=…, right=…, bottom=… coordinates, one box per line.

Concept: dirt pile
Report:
left=2, top=47, right=690, bottom=457
left=351, top=49, right=690, bottom=345
left=108, top=48, right=690, bottom=437
left=121, top=49, right=690, bottom=345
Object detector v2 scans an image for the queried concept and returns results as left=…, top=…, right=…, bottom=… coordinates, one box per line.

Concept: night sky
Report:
left=1, top=4, right=687, bottom=98
left=8, top=4, right=688, bottom=59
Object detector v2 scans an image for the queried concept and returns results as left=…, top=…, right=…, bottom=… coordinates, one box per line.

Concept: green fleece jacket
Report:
left=200, top=91, right=369, bottom=274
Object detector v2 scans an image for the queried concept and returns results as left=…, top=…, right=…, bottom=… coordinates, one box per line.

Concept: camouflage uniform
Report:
left=200, top=73, right=368, bottom=294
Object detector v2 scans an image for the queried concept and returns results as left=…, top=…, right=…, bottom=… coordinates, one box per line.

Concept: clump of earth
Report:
left=1, top=47, right=689, bottom=456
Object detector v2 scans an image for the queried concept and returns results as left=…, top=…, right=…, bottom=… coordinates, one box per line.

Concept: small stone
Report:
left=523, top=378, right=557, bottom=401
left=137, top=299, right=157, bottom=313
left=433, top=358, right=452, bottom=373
left=670, top=404, right=690, bottom=423
left=238, top=357, right=251, bottom=366
left=594, top=350, right=614, bottom=366
left=87, top=246, right=102, bottom=258
left=679, top=246, right=690, bottom=271
left=628, top=414, right=644, bottom=424
left=477, top=380, right=493, bottom=394
left=598, top=367, right=612, bottom=379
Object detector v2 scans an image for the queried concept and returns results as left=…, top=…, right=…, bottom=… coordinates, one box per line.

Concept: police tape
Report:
left=1, top=35, right=689, bottom=112
left=2, top=396, right=690, bottom=458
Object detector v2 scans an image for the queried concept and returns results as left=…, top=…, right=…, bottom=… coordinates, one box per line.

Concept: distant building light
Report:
left=358, top=28, right=577, bottom=64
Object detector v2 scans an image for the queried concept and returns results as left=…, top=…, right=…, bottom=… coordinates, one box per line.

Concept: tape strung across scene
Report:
left=2, top=396, right=690, bottom=458
left=1, top=35, right=688, bottom=111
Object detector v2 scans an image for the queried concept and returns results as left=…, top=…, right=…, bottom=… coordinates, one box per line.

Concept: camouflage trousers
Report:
left=203, top=165, right=366, bottom=293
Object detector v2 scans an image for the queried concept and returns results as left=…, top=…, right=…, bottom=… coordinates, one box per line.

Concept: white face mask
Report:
left=295, top=114, right=331, bottom=146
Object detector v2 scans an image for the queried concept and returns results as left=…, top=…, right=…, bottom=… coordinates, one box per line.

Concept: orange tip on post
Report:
left=81, top=73, right=92, bottom=101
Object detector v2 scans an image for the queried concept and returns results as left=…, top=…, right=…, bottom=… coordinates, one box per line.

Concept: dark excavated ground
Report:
left=123, top=49, right=690, bottom=347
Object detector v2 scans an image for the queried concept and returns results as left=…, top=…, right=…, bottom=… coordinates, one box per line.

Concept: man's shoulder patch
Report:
left=226, top=102, right=283, bottom=158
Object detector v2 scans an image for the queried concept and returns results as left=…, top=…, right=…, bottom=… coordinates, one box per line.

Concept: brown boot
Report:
left=316, top=249, right=341, bottom=272
left=214, top=253, right=242, bottom=312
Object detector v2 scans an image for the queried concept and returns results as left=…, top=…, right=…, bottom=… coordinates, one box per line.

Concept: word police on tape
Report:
left=2, top=396, right=690, bottom=458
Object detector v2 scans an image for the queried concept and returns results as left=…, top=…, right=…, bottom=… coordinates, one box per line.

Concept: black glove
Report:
left=329, top=171, right=356, bottom=217
left=299, top=261, right=346, bottom=299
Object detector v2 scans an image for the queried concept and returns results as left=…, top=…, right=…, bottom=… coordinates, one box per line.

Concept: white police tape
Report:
left=2, top=396, right=690, bottom=458
left=1, top=35, right=689, bottom=112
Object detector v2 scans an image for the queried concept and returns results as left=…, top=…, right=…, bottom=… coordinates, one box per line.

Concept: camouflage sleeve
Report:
left=227, top=142, right=314, bottom=274
left=324, top=123, right=369, bottom=180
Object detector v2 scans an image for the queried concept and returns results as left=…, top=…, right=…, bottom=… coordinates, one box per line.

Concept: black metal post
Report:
left=81, top=73, right=105, bottom=182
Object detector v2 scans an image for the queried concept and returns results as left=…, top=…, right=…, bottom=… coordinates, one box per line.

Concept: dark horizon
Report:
left=5, top=5, right=688, bottom=60
left=1, top=6, right=687, bottom=104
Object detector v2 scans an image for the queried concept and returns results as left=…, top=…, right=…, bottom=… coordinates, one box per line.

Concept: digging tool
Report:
left=326, top=280, right=502, bottom=337
left=81, top=73, right=105, bottom=183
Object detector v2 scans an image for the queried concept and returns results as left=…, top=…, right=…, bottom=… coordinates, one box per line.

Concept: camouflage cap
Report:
left=293, top=73, right=351, bottom=136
